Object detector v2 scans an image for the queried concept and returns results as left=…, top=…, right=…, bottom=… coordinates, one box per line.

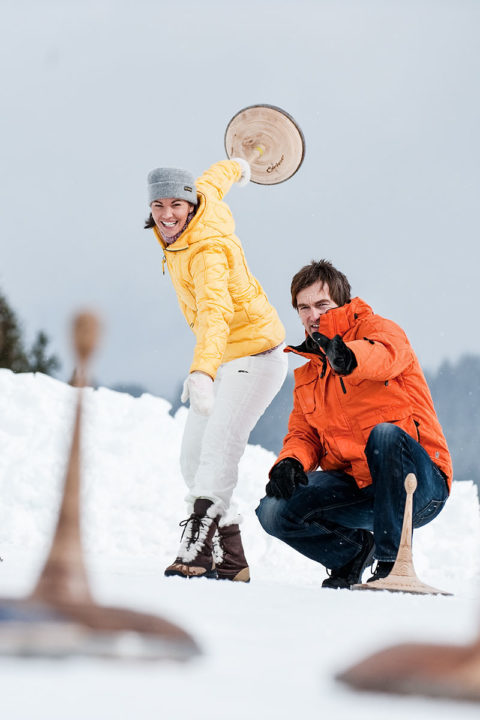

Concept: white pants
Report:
left=180, top=345, right=288, bottom=524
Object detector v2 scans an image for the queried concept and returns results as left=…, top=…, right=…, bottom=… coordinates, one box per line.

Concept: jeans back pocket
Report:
left=413, top=498, right=447, bottom=528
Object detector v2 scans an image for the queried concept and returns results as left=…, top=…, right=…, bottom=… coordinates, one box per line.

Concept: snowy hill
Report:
left=1, top=370, right=480, bottom=719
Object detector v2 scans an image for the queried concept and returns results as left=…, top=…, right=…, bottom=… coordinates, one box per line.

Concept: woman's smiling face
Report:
left=150, top=198, right=194, bottom=238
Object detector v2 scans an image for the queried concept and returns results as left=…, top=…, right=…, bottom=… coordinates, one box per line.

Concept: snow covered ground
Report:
left=1, top=369, right=480, bottom=719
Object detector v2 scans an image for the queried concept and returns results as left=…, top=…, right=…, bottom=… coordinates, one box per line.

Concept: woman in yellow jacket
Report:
left=146, top=158, right=287, bottom=581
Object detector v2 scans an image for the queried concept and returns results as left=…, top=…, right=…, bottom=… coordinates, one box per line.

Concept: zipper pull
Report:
left=162, top=254, right=166, bottom=275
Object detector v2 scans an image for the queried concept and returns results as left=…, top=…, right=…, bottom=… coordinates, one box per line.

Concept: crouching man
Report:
left=256, top=260, right=452, bottom=589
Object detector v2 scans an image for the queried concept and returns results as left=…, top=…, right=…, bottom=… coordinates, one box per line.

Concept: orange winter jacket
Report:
left=276, top=298, right=452, bottom=490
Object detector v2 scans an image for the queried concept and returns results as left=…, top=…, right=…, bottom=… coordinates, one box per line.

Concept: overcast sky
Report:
left=1, top=0, right=479, bottom=399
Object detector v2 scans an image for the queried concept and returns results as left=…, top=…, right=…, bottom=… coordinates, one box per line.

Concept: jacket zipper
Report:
left=339, top=377, right=347, bottom=394
left=414, top=419, right=420, bottom=442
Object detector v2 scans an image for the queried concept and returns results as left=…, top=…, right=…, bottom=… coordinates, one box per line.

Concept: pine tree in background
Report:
left=0, top=290, right=30, bottom=372
left=0, top=290, right=60, bottom=375
left=425, top=356, right=480, bottom=488
left=28, top=330, right=60, bottom=375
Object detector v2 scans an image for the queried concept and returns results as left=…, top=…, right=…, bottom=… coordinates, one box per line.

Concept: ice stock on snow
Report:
left=1, top=370, right=480, bottom=720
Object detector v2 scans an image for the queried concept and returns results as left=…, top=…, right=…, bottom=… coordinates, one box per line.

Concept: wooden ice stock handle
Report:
left=72, top=313, right=100, bottom=388
left=405, top=473, right=418, bottom=495
left=244, top=145, right=265, bottom=165
left=404, top=473, right=417, bottom=529
left=398, top=473, right=417, bottom=556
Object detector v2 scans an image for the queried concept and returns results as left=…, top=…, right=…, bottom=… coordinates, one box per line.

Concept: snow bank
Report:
left=2, top=370, right=480, bottom=720
left=1, top=369, right=479, bottom=595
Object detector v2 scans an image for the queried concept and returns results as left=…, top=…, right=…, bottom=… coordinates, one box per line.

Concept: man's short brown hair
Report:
left=291, top=260, right=351, bottom=309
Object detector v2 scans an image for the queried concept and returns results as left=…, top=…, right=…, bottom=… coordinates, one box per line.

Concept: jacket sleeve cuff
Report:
left=231, top=158, right=251, bottom=187
left=275, top=450, right=318, bottom=474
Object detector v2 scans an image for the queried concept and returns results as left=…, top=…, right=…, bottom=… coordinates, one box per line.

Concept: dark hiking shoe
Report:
left=366, top=560, right=395, bottom=583
left=213, top=524, right=250, bottom=583
left=164, top=499, right=220, bottom=579
left=322, top=531, right=375, bottom=589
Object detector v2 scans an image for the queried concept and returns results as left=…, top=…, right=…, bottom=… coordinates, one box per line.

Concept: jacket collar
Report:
left=286, top=298, right=374, bottom=359
left=153, top=191, right=207, bottom=252
left=317, top=297, right=372, bottom=336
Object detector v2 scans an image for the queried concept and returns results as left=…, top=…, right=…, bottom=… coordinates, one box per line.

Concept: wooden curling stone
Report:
left=336, top=639, right=480, bottom=702
left=352, top=473, right=452, bottom=596
left=225, top=104, right=305, bottom=185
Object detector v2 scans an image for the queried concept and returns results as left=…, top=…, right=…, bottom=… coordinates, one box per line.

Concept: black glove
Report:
left=311, top=332, right=357, bottom=376
left=265, top=458, right=308, bottom=500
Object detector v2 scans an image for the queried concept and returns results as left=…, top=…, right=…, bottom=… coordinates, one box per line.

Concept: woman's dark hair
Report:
left=144, top=213, right=155, bottom=229
left=291, top=260, right=351, bottom=309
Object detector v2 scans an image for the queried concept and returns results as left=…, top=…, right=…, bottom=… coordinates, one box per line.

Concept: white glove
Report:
left=181, top=371, right=215, bottom=416
left=231, top=157, right=251, bottom=187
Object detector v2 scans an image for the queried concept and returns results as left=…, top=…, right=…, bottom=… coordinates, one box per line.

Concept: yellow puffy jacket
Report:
left=153, top=160, right=285, bottom=378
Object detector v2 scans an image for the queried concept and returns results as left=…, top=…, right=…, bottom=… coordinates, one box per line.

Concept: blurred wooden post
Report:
left=0, top=311, right=200, bottom=661
left=31, top=313, right=98, bottom=605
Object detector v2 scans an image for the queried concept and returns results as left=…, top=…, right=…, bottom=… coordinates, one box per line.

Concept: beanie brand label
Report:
left=184, top=186, right=192, bottom=192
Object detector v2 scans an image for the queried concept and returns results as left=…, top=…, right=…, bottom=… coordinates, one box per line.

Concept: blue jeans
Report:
left=256, top=423, right=449, bottom=569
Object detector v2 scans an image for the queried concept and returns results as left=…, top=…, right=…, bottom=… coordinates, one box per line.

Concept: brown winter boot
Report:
left=164, top=499, right=221, bottom=579
left=213, top=524, right=250, bottom=582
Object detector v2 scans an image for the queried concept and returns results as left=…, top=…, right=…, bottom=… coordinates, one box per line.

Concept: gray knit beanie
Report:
left=147, top=168, right=198, bottom=206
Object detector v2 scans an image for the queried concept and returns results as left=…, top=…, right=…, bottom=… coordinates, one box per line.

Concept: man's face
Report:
left=296, top=282, right=338, bottom=336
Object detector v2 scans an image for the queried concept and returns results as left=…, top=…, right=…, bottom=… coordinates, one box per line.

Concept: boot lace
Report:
left=179, top=513, right=207, bottom=550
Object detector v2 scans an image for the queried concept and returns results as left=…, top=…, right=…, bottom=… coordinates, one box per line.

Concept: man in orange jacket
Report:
left=256, top=260, right=452, bottom=589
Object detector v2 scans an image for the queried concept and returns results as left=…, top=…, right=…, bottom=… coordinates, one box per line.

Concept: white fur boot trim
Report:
left=212, top=530, right=224, bottom=566
left=218, top=511, right=243, bottom=528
